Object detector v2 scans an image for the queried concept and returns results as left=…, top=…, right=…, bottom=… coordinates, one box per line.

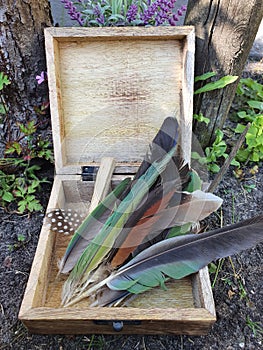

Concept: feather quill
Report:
left=66, top=215, right=263, bottom=307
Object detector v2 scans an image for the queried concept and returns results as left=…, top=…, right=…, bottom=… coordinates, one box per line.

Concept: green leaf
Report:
left=235, top=123, right=247, bottom=134
left=208, top=163, right=220, bottom=173
left=193, top=113, right=210, bottom=125
left=27, top=200, right=42, bottom=212
left=194, top=72, right=217, bottom=83
left=184, top=169, right=202, bottom=192
left=236, top=148, right=250, bottom=162
left=247, top=100, right=263, bottom=110
left=231, top=158, right=240, bottom=167
left=0, top=72, right=11, bottom=90
left=17, top=234, right=26, bottom=242
left=194, top=75, right=238, bottom=95
left=2, top=191, right=14, bottom=202
left=18, top=201, right=27, bottom=213
left=0, top=103, right=6, bottom=114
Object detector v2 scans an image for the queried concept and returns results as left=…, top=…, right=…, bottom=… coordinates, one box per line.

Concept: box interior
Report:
left=42, top=177, right=202, bottom=310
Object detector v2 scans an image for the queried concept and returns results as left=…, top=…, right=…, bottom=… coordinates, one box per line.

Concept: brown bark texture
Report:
left=185, top=0, right=263, bottom=147
left=0, top=0, right=52, bottom=143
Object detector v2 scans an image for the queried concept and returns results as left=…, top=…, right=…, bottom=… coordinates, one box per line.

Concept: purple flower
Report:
left=61, top=0, right=84, bottom=26
left=97, top=13, right=105, bottom=25
left=126, top=4, right=138, bottom=22
left=36, top=71, right=46, bottom=85
left=177, top=4, right=187, bottom=17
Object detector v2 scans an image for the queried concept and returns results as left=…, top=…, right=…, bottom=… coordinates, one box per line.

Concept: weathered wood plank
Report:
left=89, top=157, right=116, bottom=212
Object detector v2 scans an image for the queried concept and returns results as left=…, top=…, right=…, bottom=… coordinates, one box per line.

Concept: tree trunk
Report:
left=0, top=0, right=52, bottom=148
left=185, top=0, right=263, bottom=147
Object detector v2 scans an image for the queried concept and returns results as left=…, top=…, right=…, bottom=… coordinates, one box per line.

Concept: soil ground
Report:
left=1, top=25, right=263, bottom=350
left=0, top=162, right=262, bottom=350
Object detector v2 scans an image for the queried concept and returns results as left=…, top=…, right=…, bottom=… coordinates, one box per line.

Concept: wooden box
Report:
left=19, top=27, right=216, bottom=335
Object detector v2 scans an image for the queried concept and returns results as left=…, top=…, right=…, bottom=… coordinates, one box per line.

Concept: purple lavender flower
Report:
left=177, top=4, right=187, bottom=17
left=61, top=0, right=84, bottom=26
left=97, top=13, right=105, bottom=25
left=126, top=4, right=138, bottom=23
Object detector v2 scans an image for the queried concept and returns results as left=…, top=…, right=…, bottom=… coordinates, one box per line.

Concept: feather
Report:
left=109, top=162, right=191, bottom=268
left=79, top=214, right=263, bottom=307
left=45, top=209, right=85, bottom=235
left=134, top=117, right=179, bottom=180
left=62, top=142, right=179, bottom=305
left=117, top=190, right=223, bottom=257
left=58, top=177, right=131, bottom=273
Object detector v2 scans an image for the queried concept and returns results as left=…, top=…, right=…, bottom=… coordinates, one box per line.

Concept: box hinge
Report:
left=93, top=320, right=141, bottom=332
left=81, top=166, right=99, bottom=181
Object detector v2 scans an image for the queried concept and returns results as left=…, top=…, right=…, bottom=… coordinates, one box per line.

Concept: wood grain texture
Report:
left=185, top=0, right=263, bottom=146
left=45, top=27, right=195, bottom=174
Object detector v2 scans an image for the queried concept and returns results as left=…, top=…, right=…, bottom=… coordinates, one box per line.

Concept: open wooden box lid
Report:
left=45, top=26, right=195, bottom=175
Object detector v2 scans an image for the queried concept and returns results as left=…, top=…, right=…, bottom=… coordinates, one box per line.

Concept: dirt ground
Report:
left=0, top=153, right=263, bottom=350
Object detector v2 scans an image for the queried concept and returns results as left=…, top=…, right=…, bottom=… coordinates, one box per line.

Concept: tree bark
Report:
left=0, top=0, right=52, bottom=146
left=185, top=0, right=263, bottom=147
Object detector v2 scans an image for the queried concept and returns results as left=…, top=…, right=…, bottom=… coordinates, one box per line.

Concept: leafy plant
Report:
left=8, top=234, right=27, bottom=252
left=229, top=78, right=263, bottom=164
left=0, top=161, right=48, bottom=213
left=192, top=129, right=239, bottom=173
left=192, top=72, right=246, bottom=173
left=231, top=77, right=263, bottom=123
left=235, top=115, right=263, bottom=162
left=0, top=72, right=53, bottom=213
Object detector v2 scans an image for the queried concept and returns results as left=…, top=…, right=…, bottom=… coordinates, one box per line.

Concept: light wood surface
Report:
left=89, top=157, right=116, bottom=212
left=45, top=27, right=194, bottom=175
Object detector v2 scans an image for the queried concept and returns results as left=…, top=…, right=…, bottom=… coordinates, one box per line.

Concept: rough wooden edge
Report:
left=192, top=267, right=216, bottom=317
left=20, top=306, right=215, bottom=335
left=180, top=27, right=195, bottom=164
left=45, top=29, right=65, bottom=174
left=19, top=176, right=63, bottom=317
left=89, top=157, right=116, bottom=212
left=44, top=26, right=195, bottom=40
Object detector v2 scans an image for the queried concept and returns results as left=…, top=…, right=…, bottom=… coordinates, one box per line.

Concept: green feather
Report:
left=59, top=177, right=131, bottom=273
left=62, top=145, right=178, bottom=305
